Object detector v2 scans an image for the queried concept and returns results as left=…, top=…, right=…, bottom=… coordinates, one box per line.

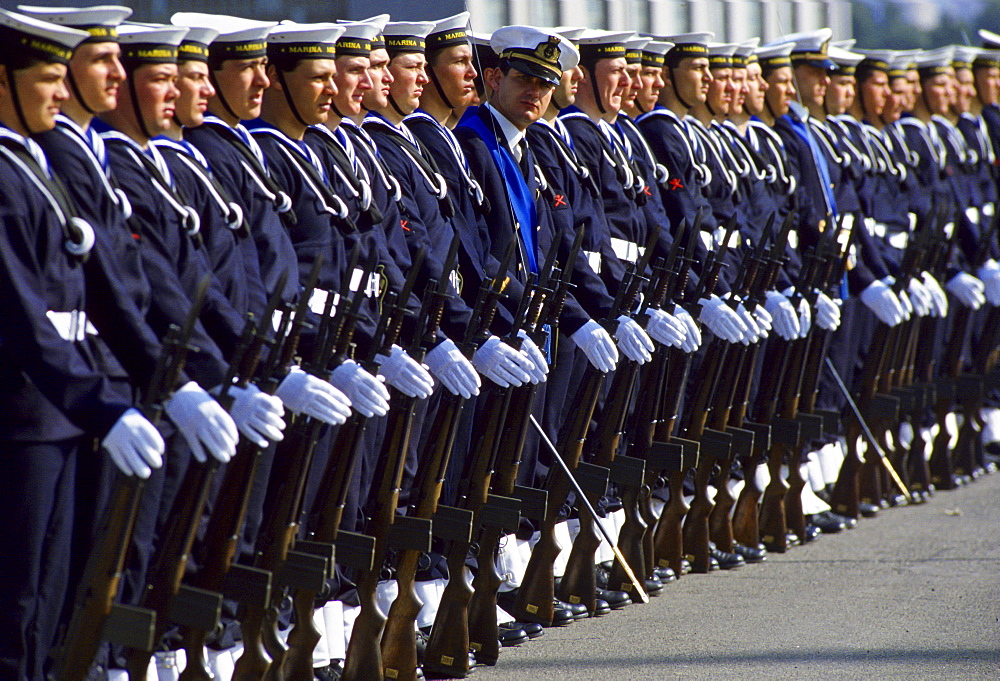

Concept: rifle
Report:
left=230, top=245, right=371, bottom=681
left=756, top=243, right=826, bottom=551
left=705, top=219, right=777, bottom=553
left=341, top=236, right=458, bottom=681
left=279, top=247, right=425, bottom=681
left=647, top=211, right=714, bottom=576
left=565, top=223, right=684, bottom=607
left=729, top=213, right=795, bottom=551
left=178, top=264, right=318, bottom=681
left=377, top=240, right=488, bottom=681
left=930, top=207, right=998, bottom=483
left=514, top=226, right=659, bottom=624
left=127, top=273, right=290, bottom=681
left=52, top=277, right=211, bottom=681
left=678, top=218, right=744, bottom=573
left=422, top=243, right=521, bottom=678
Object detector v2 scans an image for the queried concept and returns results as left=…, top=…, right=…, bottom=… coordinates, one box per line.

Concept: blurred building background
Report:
left=6, top=0, right=1000, bottom=49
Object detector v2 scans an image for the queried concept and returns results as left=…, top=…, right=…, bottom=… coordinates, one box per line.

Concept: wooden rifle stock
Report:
left=53, top=277, right=211, bottom=681
left=342, top=245, right=454, bottom=681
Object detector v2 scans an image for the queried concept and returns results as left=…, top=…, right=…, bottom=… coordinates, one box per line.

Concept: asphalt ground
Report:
left=468, top=472, right=1000, bottom=680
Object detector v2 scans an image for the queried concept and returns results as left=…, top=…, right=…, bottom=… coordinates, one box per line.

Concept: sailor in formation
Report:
left=2, top=5, right=999, bottom=681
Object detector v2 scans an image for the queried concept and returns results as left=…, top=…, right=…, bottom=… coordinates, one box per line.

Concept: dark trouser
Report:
left=0, top=438, right=78, bottom=681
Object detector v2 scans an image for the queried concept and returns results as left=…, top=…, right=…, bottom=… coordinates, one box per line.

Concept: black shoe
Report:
left=556, top=598, right=588, bottom=620
left=595, top=587, right=630, bottom=609
left=709, top=543, right=745, bottom=569
left=498, top=622, right=529, bottom=647
left=519, top=621, right=544, bottom=638
left=680, top=558, right=692, bottom=575
left=801, top=524, right=822, bottom=543
left=644, top=576, right=664, bottom=596
left=859, top=502, right=880, bottom=518
left=827, top=511, right=858, bottom=529
left=809, top=511, right=846, bottom=534
left=786, top=532, right=801, bottom=547
left=653, top=566, right=677, bottom=582
left=315, top=660, right=343, bottom=681
left=732, top=542, right=767, bottom=563
left=885, top=493, right=908, bottom=507
left=595, top=564, right=610, bottom=590
left=591, top=598, right=611, bottom=617
left=708, top=556, right=720, bottom=571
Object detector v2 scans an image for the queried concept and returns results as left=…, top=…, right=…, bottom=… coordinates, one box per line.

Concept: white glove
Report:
left=815, top=291, right=842, bottom=331
left=765, top=290, right=800, bottom=341
left=375, top=344, right=434, bottom=399
left=615, top=315, right=654, bottom=364
left=752, top=303, right=773, bottom=335
left=698, top=295, right=747, bottom=343
left=945, top=272, right=986, bottom=309
left=797, top=297, right=812, bottom=338
left=734, top=303, right=760, bottom=344
left=860, top=280, right=905, bottom=326
left=977, top=260, right=1000, bottom=306
left=569, top=320, right=619, bottom=372
left=921, top=271, right=949, bottom=317
left=674, top=307, right=702, bottom=353
left=644, top=307, right=687, bottom=348
left=424, top=338, right=481, bottom=398
left=906, top=277, right=933, bottom=317
left=331, top=360, right=391, bottom=417
left=897, top=290, right=913, bottom=320
left=102, top=408, right=165, bottom=478
left=166, top=381, right=239, bottom=463
left=517, top=330, right=549, bottom=384
left=276, top=366, right=352, bottom=425
left=472, top=335, right=535, bottom=387
left=228, top=383, right=285, bottom=449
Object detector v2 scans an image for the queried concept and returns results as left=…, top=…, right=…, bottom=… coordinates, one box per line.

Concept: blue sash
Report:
left=458, top=107, right=538, bottom=273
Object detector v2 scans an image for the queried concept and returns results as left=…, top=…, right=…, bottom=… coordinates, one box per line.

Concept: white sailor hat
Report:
left=491, top=25, right=578, bottom=84
left=382, top=21, right=436, bottom=57
left=426, top=12, right=470, bottom=52
left=661, top=32, right=713, bottom=64
left=177, top=26, right=219, bottom=63
left=833, top=39, right=856, bottom=51
left=171, top=13, right=274, bottom=66
left=772, top=28, right=835, bottom=70
left=979, top=28, right=1000, bottom=50
left=267, top=23, right=343, bottom=64
left=575, top=29, right=634, bottom=66
left=887, top=50, right=918, bottom=78
left=855, top=49, right=895, bottom=74
left=974, top=48, right=1000, bottom=69
left=706, top=42, right=738, bottom=69
left=828, top=45, right=864, bottom=75
left=0, top=7, right=88, bottom=65
left=732, top=38, right=758, bottom=67
left=914, top=46, right=955, bottom=77
left=624, top=36, right=650, bottom=64
left=336, top=20, right=386, bottom=57
left=756, top=42, right=794, bottom=73
left=469, top=31, right=498, bottom=71
left=337, top=14, right=389, bottom=51
left=551, top=27, right=587, bottom=42
left=16, top=4, right=130, bottom=43
left=952, top=46, right=980, bottom=70
left=641, top=40, right=674, bottom=68
left=117, top=23, right=189, bottom=67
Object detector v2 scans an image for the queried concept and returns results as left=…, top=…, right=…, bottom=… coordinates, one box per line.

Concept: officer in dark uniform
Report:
left=0, top=10, right=165, bottom=678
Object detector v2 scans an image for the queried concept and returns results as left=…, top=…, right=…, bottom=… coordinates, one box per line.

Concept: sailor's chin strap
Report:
left=209, top=69, right=241, bottom=123
left=275, top=69, right=310, bottom=128
left=67, top=67, right=98, bottom=117
left=427, top=59, right=456, bottom=111
left=582, top=61, right=607, bottom=115
left=668, top=65, right=694, bottom=110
